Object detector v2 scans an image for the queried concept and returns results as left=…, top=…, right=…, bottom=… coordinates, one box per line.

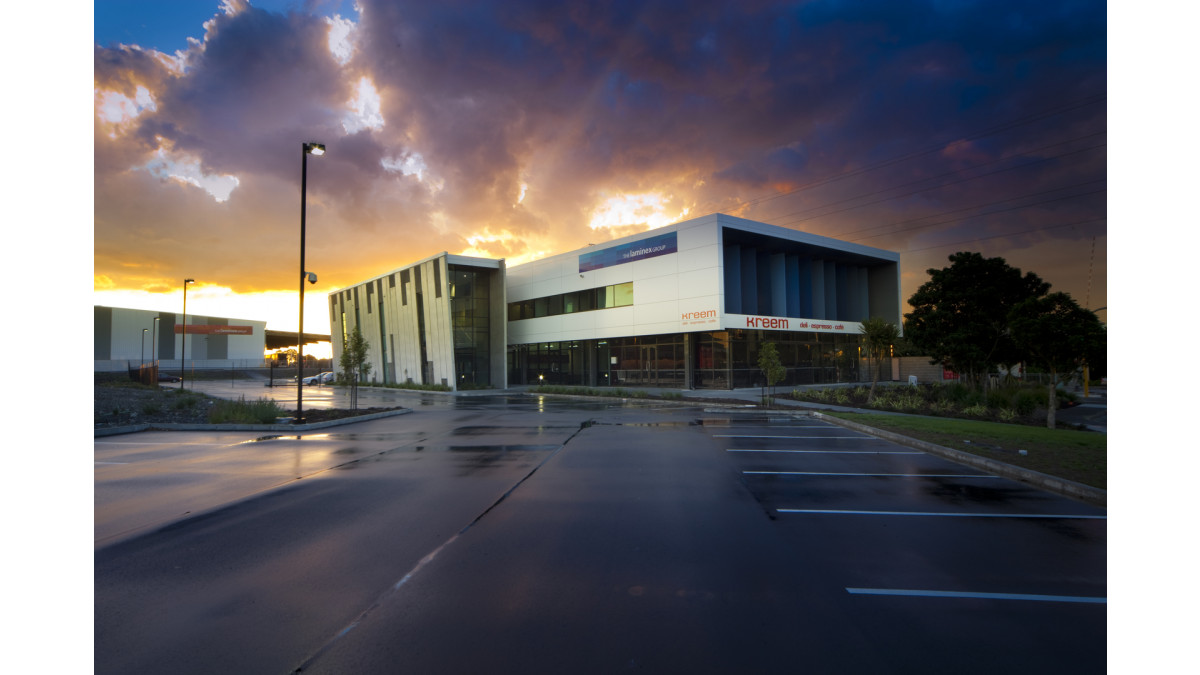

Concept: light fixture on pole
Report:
left=297, top=141, right=324, bottom=423
left=141, top=328, right=148, bottom=381
left=182, top=278, right=194, bottom=389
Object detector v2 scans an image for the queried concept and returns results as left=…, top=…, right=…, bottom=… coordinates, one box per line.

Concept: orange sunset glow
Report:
left=95, top=0, right=1109, bottom=338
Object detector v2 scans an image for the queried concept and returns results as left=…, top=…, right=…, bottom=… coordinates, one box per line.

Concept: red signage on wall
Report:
left=173, top=325, right=254, bottom=335
left=942, top=368, right=958, bottom=380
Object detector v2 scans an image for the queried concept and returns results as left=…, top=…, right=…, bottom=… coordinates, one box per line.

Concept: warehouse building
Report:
left=330, top=213, right=900, bottom=390
left=93, top=305, right=268, bottom=373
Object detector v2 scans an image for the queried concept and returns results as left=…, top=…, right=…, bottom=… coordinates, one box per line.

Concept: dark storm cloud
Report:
left=142, top=5, right=350, bottom=179
left=95, top=0, right=1106, bottom=310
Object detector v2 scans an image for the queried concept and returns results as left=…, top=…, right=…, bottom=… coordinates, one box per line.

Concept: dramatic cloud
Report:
left=94, top=0, right=1106, bottom=332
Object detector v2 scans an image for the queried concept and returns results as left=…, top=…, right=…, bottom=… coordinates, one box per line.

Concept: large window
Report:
left=508, top=282, right=633, bottom=321
left=450, top=267, right=491, bottom=387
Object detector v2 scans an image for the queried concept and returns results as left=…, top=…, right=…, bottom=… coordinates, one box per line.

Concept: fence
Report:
left=95, top=359, right=335, bottom=384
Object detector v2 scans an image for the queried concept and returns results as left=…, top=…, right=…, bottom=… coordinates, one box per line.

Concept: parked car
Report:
left=158, top=373, right=181, bottom=383
left=302, top=371, right=334, bottom=385
left=318, top=371, right=336, bottom=384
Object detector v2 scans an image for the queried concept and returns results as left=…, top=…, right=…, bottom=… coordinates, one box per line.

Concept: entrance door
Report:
left=641, top=345, right=657, bottom=385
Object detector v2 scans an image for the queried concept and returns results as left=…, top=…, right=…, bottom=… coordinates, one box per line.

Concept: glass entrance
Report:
left=640, top=345, right=657, bottom=384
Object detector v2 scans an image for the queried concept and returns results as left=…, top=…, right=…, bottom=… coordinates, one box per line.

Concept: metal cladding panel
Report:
left=786, top=255, right=802, bottom=318
left=422, top=259, right=455, bottom=387
left=740, top=247, right=757, bottom=315
left=723, top=244, right=741, bottom=314
left=677, top=266, right=720, bottom=300
left=489, top=263, right=508, bottom=387
left=95, top=306, right=112, bottom=359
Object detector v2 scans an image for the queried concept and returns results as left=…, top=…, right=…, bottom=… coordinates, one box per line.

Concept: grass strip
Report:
left=825, top=412, right=1106, bottom=490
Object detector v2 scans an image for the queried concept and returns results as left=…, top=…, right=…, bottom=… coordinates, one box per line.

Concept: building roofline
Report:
left=506, top=212, right=899, bottom=271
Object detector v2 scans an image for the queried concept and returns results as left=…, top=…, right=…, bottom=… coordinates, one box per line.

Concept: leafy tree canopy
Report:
left=904, top=252, right=1049, bottom=378
left=1009, top=292, right=1105, bottom=377
left=1009, top=292, right=1105, bottom=428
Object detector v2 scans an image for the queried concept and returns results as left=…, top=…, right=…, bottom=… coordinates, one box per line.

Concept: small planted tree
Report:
left=1009, top=292, right=1105, bottom=428
left=338, top=326, right=373, bottom=410
left=860, top=317, right=900, bottom=402
left=757, top=342, right=786, bottom=407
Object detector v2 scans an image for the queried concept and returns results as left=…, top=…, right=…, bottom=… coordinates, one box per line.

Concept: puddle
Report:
left=448, top=444, right=561, bottom=453
left=238, top=433, right=334, bottom=444
left=451, top=426, right=578, bottom=436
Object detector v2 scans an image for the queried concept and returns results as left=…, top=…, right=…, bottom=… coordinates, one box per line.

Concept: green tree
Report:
left=860, top=317, right=900, bottom=402
left=1009, top=292, right=1106, bottom=429
left=904, top=252, right=1050, bottom=392
left=338, top=326, right=373, bottom=410
left=757, top=342, right=786, bottom=407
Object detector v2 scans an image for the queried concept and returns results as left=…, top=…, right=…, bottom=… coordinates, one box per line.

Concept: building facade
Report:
left=93, top=305, right=268, bottom=372
left=331, top=213, right=900, bottom=391
left=329, top=254, right=507, bottom=389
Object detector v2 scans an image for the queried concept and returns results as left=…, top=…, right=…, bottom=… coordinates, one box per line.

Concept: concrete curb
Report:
left=811, top=412, right=1106, bottom=508
left=94, top=408, right=413, bottom=437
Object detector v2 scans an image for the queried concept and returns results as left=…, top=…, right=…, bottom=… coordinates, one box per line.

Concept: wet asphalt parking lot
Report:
left=95, top=390, right=1105, bottom=674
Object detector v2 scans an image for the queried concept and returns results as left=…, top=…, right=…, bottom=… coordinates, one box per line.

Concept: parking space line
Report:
left=727, top=449, right=922, bottom=455
left=778, top=509, right=1106, bottom=519
left=745, top=471, right=998, bottom=478
left=846, top=587, right=1106, bottom=604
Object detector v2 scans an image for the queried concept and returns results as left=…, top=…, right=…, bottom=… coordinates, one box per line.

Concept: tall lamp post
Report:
left=141, top=328, right=148, bottom=382
left=181, top=278, right=195, bottom=389
left=298, top=141, right=325, bottom=423
left=152, top=317, right=160, bottom=384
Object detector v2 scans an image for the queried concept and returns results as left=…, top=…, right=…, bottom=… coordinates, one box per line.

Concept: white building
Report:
left=93, top=305, right=268, bottom=373
left=331, top=213, right=900, bottom=390
left=328, top=254, right=506, bottom=389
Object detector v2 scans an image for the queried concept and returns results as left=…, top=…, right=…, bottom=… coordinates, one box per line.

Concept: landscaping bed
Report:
left=94, top=383, right=402, bottom=429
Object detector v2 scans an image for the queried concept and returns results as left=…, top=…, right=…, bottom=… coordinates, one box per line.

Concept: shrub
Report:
left=383, top=382, right=452, bottom=392
left=141, top=402, right=161, bottom=415
left=209, top=396, right=286, bottom=424
left=895, top=391, right=925, bottom=410
left=172, top=395, right=199, bottom=410
left=1014, top=390, right=1041, bottom=416
left=986, top=390, right=1010, bottom=410
left=997, top=408, right=1017, bottom=422
left=930, top=399, right=957, bottom=416
left=961, top=403, right=990, bottom=417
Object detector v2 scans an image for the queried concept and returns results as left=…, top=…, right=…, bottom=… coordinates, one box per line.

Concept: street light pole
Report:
left=182, top=278, right=194, bottom=389
left=141, top=328, right=148, bottom=382
left=152, top=317, right=160, bottom=385
left=298, top=141, right=325, bottom=423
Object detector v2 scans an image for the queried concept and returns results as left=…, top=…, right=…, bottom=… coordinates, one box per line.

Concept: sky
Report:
left=93, top=0, right=1109, bottom=338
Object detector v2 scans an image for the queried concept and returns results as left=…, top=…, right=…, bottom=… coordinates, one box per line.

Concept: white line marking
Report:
left=846, top=587, right=1106, bottom=604
left=745, top=471, right=998, bottom=478
left=727, top=449, right=922, bottom=455
left=778, top=509, right=1106, bottom=519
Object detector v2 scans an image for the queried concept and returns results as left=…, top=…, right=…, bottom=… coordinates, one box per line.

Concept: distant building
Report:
left=330, top=213, right=901, bottom=390
left=93, top=305, right=267, bottom=373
